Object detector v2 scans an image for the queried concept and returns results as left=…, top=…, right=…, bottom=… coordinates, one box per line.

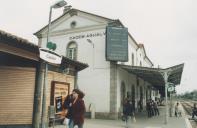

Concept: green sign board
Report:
left=106, top=26, right=128, bottom=62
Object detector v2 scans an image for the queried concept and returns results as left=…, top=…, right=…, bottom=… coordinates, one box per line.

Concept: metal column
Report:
left=32, top=62, right=44, bottom=128
left=161, top=70, right=171, bottom=125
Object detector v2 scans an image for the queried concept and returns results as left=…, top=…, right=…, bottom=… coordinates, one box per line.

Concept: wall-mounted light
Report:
left=87, top=39, right=94, bottom=48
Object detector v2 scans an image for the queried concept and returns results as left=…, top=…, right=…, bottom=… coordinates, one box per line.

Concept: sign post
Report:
left=39, top=48, right=62, bottom=64
left=168, top=83, right=175, bottom=117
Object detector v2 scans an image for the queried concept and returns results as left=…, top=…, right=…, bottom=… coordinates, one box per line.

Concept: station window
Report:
left=66, top=41, right=77, bottom=60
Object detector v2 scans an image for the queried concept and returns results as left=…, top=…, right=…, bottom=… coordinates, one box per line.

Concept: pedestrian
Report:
left=146, top=100, right=151, bottom=117
left=123, top=98, right=135, bottom=128
left=192, top=103, right=197, bottom=119
left=63, top=94, right=73, bottom=128
left=153, top=101, right=159, bottom=116
left=70, top=89, right=85, bottom=128
left=150, top=100, right=155, bottom=117
left=175, top=102, right=181, bottom=117
left=138, top=100, right=143, bottom=112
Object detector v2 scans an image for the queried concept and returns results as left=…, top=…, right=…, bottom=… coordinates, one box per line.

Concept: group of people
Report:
left=63, top=89, right=85, bottom=128
left=146, top=99, right=160, bottom=117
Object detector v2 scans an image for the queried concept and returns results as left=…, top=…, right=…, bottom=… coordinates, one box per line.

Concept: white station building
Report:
left=35, top=8, right=183, bottom=119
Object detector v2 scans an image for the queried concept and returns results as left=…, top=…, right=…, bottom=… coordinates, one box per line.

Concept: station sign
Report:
left=39, top=48, right=62, bottom=64
left=106, top=26, right=128, bottom=62
left=168, top=86, right=175, bottom=92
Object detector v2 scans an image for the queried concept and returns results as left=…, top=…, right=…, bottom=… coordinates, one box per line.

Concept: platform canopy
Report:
left=119, top=63, right=184, bottom=95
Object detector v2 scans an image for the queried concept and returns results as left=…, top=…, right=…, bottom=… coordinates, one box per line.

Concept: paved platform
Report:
left=51, top=105, right=192, bottom=128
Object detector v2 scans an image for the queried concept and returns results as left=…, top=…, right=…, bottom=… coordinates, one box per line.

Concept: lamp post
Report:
left=41, top=1, right=67, bottom=128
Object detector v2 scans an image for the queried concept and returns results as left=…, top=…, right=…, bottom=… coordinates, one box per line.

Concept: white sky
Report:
left=0, top=0, right=197, bottom=94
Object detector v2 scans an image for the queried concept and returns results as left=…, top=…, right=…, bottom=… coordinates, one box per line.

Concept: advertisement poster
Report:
left=51, top=81, right=70, bottom=114
left=55, top=96, right=62, bottom=113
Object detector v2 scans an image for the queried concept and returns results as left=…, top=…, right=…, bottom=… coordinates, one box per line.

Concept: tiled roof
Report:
left=0, top=29, right=38, bottom=53
left=0, top=30, right=37, bottom=47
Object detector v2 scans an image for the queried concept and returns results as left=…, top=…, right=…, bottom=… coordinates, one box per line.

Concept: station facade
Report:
left=35, top=8, right=161, bottom=119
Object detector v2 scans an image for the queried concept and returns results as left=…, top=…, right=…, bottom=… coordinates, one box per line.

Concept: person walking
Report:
left=123, top=98, right=134, bottom=128
left=70, top=89, right=85, bottom=128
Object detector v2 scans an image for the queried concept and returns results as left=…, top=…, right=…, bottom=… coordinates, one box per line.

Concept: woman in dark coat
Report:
left=71, top=89, right=85, bottom=128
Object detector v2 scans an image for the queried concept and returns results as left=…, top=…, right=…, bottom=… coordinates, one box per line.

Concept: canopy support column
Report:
left=160, top=69, right=172, bottom=125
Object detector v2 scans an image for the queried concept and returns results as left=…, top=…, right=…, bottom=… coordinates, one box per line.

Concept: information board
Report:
left=106, top=26, right=128, bottom=62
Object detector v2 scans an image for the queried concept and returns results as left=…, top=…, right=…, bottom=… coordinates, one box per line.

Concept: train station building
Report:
left=34, top=8, right=184, bottom=119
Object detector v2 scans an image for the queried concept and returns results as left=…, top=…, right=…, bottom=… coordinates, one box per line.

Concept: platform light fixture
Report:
left=41, top=1, right=67, bottom=128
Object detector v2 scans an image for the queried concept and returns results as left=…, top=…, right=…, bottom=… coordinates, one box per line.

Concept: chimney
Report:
left=63, top=5, right=72, bottom=13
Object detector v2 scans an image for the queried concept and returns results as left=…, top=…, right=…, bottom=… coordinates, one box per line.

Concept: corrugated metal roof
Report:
left=119, top=64, right=184, bottom=96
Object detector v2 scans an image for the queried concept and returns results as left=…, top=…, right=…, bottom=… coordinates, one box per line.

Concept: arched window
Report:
left=66, top=41, right=77, bottom=60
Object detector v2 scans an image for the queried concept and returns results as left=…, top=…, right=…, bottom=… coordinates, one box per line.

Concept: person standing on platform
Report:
left=123, top=98, right=134, bottom=128
left=149, top=100, right=155, bottom=117
left=192, top=103, right=197, bottom=119
left=146, top=100, right=151, bottom=117
left=153, top=101, right=159, bottom=116
left=175, top=102, right=181, bottom=117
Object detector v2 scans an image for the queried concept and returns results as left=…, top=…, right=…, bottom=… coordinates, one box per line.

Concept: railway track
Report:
left=181, top=101, right=197, bottom=128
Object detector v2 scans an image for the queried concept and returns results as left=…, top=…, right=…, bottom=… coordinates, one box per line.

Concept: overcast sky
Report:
left=1, top=0, right=197, bottom=94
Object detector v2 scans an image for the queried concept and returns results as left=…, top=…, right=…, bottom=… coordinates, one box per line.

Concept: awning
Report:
left=119, top=63, right=184, bottom=88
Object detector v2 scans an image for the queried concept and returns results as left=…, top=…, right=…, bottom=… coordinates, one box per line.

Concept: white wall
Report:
left=53, top=15, right=100, bottom=31
left=124, top=37, right=137, bottom=66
